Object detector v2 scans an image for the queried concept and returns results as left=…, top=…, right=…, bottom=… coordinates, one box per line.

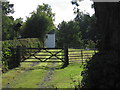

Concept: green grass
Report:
left=0, top=61, right=2, bottom=71
left=42, top=63, right=84, bottom=88
left=2, top=60, right=49, bottom=88
left=8, top=65, right=46, bottom=88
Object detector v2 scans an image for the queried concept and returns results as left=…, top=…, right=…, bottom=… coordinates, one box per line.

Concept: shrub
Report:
left=85, top=40, right=96, bottom=49
left=2, top=38, right=43, bottom=73
left=81, top=51, right=120, bottom=88
left=2, top=41, right=13, bottom=72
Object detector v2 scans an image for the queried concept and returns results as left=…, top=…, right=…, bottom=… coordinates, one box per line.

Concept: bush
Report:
left=2, top=38, right=43, bottom=73
left=81, top=50, right=120, bottom=88
left=85, top=40, right=96, bottom=49
left=2, top=41, right=13, bottom=72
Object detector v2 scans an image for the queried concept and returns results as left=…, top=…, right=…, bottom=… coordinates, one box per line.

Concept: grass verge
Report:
left=42, top=63, right=84, bottom=88
left=2, top=59, right=49, bottom=88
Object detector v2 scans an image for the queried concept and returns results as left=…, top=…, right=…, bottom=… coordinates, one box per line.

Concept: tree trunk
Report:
left=94, top=2, right=120, bottom=52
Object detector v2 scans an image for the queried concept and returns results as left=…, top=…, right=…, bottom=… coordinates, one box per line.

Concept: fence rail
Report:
left=68, top=48, right=98, bottom=64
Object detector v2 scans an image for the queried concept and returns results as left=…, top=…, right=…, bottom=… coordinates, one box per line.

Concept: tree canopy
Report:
left=56, top=21, right=84, bottom=48
left=56, top=11, right=97, bottom=48
left=2, top=1, right=23, bottom=40
left=2, top=1, right=14, bottom=40
left=74, top=1, right=120, bottom=88
left=21, top=3, right=55, bottom=42
left=2, top=1, right=14, bottom=15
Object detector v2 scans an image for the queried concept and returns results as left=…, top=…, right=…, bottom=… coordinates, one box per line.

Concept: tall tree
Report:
left=94, top=2, right=120, bottom=51
left=71, top=0, right=120, bottom=88
left=74, top=10, right=98, bottom=48
left=74, top=11, right=91, bottom=40
left=2, top=1, right=15, bottom=40
left=78, top=1, right=120, bottom=88
left=56, top=21, right=83, bottom=48
left=21, top=3, right=55, bottom=43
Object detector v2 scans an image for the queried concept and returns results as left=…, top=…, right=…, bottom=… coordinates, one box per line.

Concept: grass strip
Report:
left=2, top=60, right=48, bottom=88
left=42, top=63, right=84, bottom=88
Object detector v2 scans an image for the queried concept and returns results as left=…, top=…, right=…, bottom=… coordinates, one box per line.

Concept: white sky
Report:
left=8, top=0, right=95, bottom=25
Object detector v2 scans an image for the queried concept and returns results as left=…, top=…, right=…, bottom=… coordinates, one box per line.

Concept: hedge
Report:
left=2, top=38, right=43, bottom=73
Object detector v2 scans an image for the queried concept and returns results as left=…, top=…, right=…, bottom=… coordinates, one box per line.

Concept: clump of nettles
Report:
left=81, top=51, right=120, bottom=88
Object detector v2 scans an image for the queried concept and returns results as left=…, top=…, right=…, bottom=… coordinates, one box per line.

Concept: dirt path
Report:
left=39, top=61, right=55, bottom=88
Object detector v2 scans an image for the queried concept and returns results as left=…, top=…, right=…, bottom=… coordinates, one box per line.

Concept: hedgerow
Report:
left=2, top=38, right=43, bottom=73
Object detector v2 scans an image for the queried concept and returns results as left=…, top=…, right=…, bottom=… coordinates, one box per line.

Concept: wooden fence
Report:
left=68, top=48, right=98, bottom=64
left=12, top=47, right=98, bottom=67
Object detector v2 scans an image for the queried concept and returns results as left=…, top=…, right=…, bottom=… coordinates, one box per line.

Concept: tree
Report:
left=74, top=10, right=98, bottom=48
left=2, top=1, right=15, bottom=40
left=94, top=2, right=120, bottom=51
left=13, top=18, right=23, bottom=38
left=87, top=14, right=98, bottom=42
left=56, top=21, right=83, bottom=48
left=21, top=3, right=55, bottom=43
left=56, top=10, right=97, bottom=48
left=71, top=0, right=120, bottom=88
left=75, top=11, right=91, bottom=40
left=2, top=1, right=14, bottom=15
left=79, top=1, right=120, bottom=88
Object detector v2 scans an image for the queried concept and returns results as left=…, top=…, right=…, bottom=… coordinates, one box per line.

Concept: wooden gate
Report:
left=19, top=48, right=66, bottom=62
left=14, top=47, right=97, bottom=67
left=14, top=47, right=68, bottom=67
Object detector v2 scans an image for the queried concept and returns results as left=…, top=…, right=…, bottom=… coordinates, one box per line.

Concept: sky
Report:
left=8, top=0, right=95, bottom=25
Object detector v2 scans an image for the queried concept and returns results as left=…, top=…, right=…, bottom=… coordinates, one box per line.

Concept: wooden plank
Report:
left=36, top=55, right=64, bottom=56
left=69, top=53, right=81, bottom=55
left=22, top=61, right=63, bottom=62
left=21, top=48, right=64, bottom=50
left=69, top=57, right=92, bottom=59
left=27, top=57, right=64, bottom=60
left=68, top=51, right=81, bottom=52
left=69, top=56, right=81, bottom=57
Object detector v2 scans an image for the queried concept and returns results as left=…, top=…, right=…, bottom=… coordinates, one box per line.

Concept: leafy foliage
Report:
left=81, top=51, right=120, bottom=88
left=2, top=38, right=43, bottom=73
left=2, top=1, right=14, bottom=15
left=79, top=2, right=120, bottom=88
left=75, top=11, right=98, bottom=43
left=2, top=15, right=14, bottom=40
left=56, top=12, right=98, bottom=48
left=85, top=40, right=96, bottom=49
left=2, top=1, right=23, bottom=40
left=56, top=21, right=84, bottom=48
left=2, top=41, right=14, bottom=72
left=21, top=3, right=55, bottom=42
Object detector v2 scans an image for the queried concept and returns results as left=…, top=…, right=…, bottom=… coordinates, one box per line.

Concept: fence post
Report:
left=63, top=46, right=69, bottom=67
left=8, top=46, right=21, bottom=69
left=81, top=50, right=83, bottom=64
left=16, top=46, right=21, bottom=66
left=94, top=49, right=96, bottom=54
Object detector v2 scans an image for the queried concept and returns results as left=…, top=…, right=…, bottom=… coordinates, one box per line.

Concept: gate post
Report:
left=8, top=46, right=21, bottom=69
left=63, top=46, right=69, bottom=67
left=16, top=46, right=21, bottom=66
